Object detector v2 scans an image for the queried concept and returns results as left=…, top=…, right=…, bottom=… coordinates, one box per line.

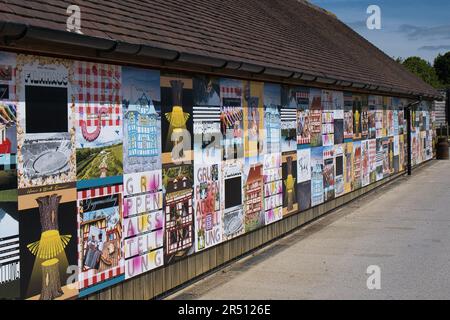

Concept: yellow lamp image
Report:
left=165, top=106, right=190, bottom=132
left=284, top=156, right=296, bottom=211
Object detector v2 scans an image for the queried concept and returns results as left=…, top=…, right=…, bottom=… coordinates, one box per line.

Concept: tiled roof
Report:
left=0, top=0, right=440, bottom=98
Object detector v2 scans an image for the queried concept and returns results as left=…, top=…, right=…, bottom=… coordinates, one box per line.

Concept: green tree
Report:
left=434, top=52, right=450, bottom=87
left=401, top=56, right=442, bottom=88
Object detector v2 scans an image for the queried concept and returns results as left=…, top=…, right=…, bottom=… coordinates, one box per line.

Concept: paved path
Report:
left=167, top=160, right=450, bottom=300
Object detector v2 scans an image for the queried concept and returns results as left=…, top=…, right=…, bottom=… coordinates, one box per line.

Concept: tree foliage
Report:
left=401, top=56, right=442, bottom=88
left=434, top=52, right=450, bottom=87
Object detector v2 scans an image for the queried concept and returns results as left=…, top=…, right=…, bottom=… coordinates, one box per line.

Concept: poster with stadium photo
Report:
left=73, top=61, right=123, bottom=189
left=222, top=160, right=245, bottom=241
left=16, top=55, right=76, bottom=189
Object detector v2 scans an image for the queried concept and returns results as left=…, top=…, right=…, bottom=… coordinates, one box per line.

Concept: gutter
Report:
left=0, top=21, right=441, bottom=100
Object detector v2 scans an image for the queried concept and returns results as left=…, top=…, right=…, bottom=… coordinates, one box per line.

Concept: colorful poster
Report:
left=399, top=134, right=405, bottom=172
left=333, top=91, right=344, bottom=145
left=382, top=137, right=391, bottom=177
left=296, top=87, right=310, bottom=147
left=311, top=147, right=324, bottom=207
left=361, top=140, right=370, bottom=187
left=343, top=142, right=353, bottom=194
left=321, top=90, right=334, bottom=147
left=221, top=160, right=244, bottom=240
left=334, top=144, right=344, bottom=198
left=122, top=67, right=161, bottom=174
left=0, top=51, right=17, bottom=102
left=375, top=138, right=384, bottom=181
left=280, top=86, right=297, bottom=152
left=264, top=83, right=282, bottom=154
left=16, top=56, right=76, bottom=188
left=368, top=95, right=379, bottom=140
left=123, top=171, right=164, bottom=279
left=0, top=101, right=17, bottom=172
left=77, top=183, right=124, bottom=296
left=343, top=92, right=353, bottom=142
left=243, top=81, right=264, bottom=159
left=19, top=183, right=78, bottom=300
left=297, top=148, right=311, bottom=211
left=323, top=147, right=335, bottom=202
left=309, top=89, right=322, bottom=147
left=161, top=75, right=193, bottom=165
left=361, top=96, right=369, bottom=140
left=243, top=157, right=264, bottom=231
left=353, top=95, right=362, bottom=141
left=263, top=153, right=283, bottom=225
left=220, top=79, right=243, bottom=161
left=353, top=141, right=362, bottom=190
left=368, top=139, right=377, bottom=183
left=282, top=151, right=298, bottom=217
left=382, top=97, right=389, bottom=137
left=162, top=164, right=194, bottom=263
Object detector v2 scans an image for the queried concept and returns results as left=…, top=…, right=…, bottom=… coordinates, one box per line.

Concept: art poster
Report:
left=221, top=160, right=244, bottom=241
left=122, top=67, right=161, bottom=174
left=77, top=183, right=124, bottom=296
left=387, top=109, right=394, bottom=137
left=282, top=151, right=298, bottom=217
left=280, top=86, right=298, bottom=153
left=73, top=61, right=123, bottom=189
left=162, top=163, right=194, bottom=263
left=321, top=90, right=334, bottom=147
left=295, top=87, right=310, bottom=148
left=361, top=140, right=370, bottom=187
left=243, top=81, right=264, bottom=160
left=375, top=138, right=384, bottom=181
left=220, top=78, right=243, bottom=161
left=18, top=183, right=78, bottom=300
left=296, top=148, right=311, bottom=211
left=0, top=101, right=17, bottom=172
left=393, top=99, right=399, bottom=136
left=0, top=51, right=16, bottom=102
left=123, top=171, right=164, bottom=279
left=334, top=144, right=344, bottom=198
left=311, top=147, right=324, bottom=207
left=333, top=91, right=344, bottom=145
left=323, top=146, right=335, bottom=202
left=263, top=153, right=283, bottom=225
left=0, top=171, right=19, bottom=299
left=399, top=135, right=405, bottom=172
left=398, top=99, right=406, bottom=135
left=382, top=137, right=391, bottom=177
left=361, top=96, right=369, bottom=140
left=264, top=83, right=282, bottom=154
left=352, top=141, right=362, bottom=190
left=353, top=95, right=362, bottom=141
left=243, top=157, right=265, bottom=232
left=382, top=97, right=389, bottom=137
left=16, top=55, right=76, bottom=189
left=393, top=135, right=400, bottom=173
left=343, top=92, right=353, bottom=142
left=161, top=75, right=193, bottom=166
left=309, top=88, right=322, bottom=147
left=368, top=139, right=377, bottom=184
left=368, top=95, right=379, bottom=140
left=343, top=142, right=353, bottom=194
left=375, top=98, right=384, bottom=139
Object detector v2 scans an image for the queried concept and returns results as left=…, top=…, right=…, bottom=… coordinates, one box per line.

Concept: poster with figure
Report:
left=122, top=67, right=161, bottom=174
left=376, top=138, right=384, bottom=181
left=123, top=171, right=164, bottom=279
left=368, top=139, right=377, bottom=183
left=220, top=79, right=243, bottom=161
left=282, top=151, right=297, bottom=217
left=243, top=157, right=265, bottom=231
left=321, top=90, right=334, bottom=147
left=361, top=140, right=370, bottom=187
left=361, top=96, right=369, bottom=140
left=343, top=92, right=353, bottom=142
left=77, top=183, right=124, bottom=296
left=343, top=142, right=353, bottom=194
left=264, top=83, right=282, bottom=154
left=382, top=137, right=391, bottom=177
left=296, top=87, right=310, bottom=148
left=311, top=147, right=324, bottom=207
left=162, top=163, right=194, bottom=264
left=263, top=153, right=283, bottom=225
left=352, top=141, right=362, bottom=190
left=393, top=135, right=400, bottom=173
left=297, top=148, right=311, bottom=211
left=221, top=160, right=244, bottom=240
left=309, top=89, right=322, bottom=147
left=334, top=144, right=344, bottom=198
left=161, top=75, right=193, bottom=166
left=0, top=51, right=16, bottom=102
left=333, top=91, right=344, bottom=145
left=374, top=96, right=384, bottom=139
left=0, top=101, right=17, bottom=172
left=323, top=146, right=335, bottom=202
left=19, top=183, right=78, bottom=300
left=368, top=95, right=379, bottom=140
left=243, top=81, right=264, bottom=160
left=280, top=86, right=298, bottom=153
left=382, top=97, right=389, bottom=137
left=16, top=55, right=76, bottom=189
left=353, top=95, right=362, bottom=141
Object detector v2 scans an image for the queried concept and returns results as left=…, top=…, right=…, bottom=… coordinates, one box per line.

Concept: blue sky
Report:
left=310, top=0, right=450, bottom=63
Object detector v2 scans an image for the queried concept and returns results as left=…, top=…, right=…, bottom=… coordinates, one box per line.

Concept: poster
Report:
left=323, top=147, right=335, bottom=202
left=375, top=138, right=384, bottom=181
left=309, top=88, right=322, bottom=147
left=122, top=67, right=161, bottom=174
left=368, top=139, right=377, bottom=184
left=296, top=87, right=310, bottom=148
left=221, top=160, right=244, bottom=241
left=123, top=171, right=164, bottom=279
left=361, top=96, right=369, bottom=140
left=353, top=95, right=362, bottom=141
left=243, top=81, right=265, bottom=159
left=264, top=83, right=282, bottom=154
left=0, top=101, right=17, bottom=171
left=220, top=79, right=243, bottom=161
left=334, top=144, right=344, bottom=198
left=0, top=51, right=17, bottom=102
left=243, top=157, right=265, bottom=231
left=353, top=141, right=362, bottom=190
left=382, top=137, right=391, bottom=177
left=311, top=147, right=324, bottom=207
left=297, top=148, right=311, bottom=211
left=163, top=163, right=194, bottom=263
left=16, top=55, right=76, bottom=188
left=19, top=183, right=78, bottom=300
left=361, top=140, right=370, bottom=187
left=333, top=91, right=344, bottom=145
left=321, top=90, right=334, bottom=147
left=344, top=142, right=353, bottom=194
left=343, top=92, right=353, bottom=142
left=263, top=153, right=283, bottom=225
left=368, top=95, right=379, bottom=140
left=280, top=86, right=297, bottom=153
left=77, top=183, right=124, bottom=296
left=282, top=151, right=298, bottom=217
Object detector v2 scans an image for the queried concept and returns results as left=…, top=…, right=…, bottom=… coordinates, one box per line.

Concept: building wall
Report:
left=0, top=51, right=435, bottom=300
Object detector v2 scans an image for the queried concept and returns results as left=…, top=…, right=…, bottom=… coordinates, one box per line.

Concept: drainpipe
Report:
left=406, top=98, right=422, bottom=176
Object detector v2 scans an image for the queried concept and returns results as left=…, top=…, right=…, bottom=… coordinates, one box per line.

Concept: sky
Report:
left=310, top=0, right=450, bottom=63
